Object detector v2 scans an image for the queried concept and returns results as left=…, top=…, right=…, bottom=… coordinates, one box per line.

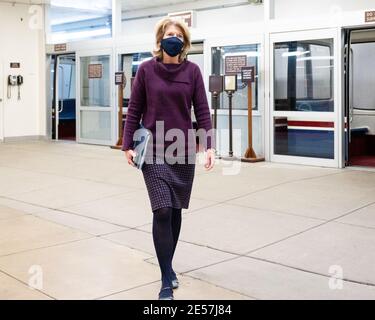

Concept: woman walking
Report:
left=122, top=17, right=216, bottom=300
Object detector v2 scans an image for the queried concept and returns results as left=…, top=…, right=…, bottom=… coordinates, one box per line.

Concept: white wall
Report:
left=275, top=0, right=375, bottom=20
left=0, top=2, right=46, bottom=139
left=122, top=2, right=264, bottom=37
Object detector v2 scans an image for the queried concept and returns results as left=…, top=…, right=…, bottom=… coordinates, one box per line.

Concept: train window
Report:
left=121, top=53, right=153, bottom=110
left=352, top=42, right=375, bottom=111
left=58, top=57, right=76, bottom=100
left=274, top=39, right=334, bottom=112
left=274, top=116, right=334, bottom=159
left=130, top=53, right=153, bottom=77
left=211, top=44, right=260, bottom=111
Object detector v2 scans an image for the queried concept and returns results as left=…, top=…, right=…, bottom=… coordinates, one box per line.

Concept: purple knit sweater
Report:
left=121, top=56, right=215, bottom=158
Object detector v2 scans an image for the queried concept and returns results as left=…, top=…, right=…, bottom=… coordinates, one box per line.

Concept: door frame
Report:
left=343, top=28, right=352, bottom=167
left=343, top=26, right=375, bottom=168
left=54, top=53, right=76, bottom=141
left=268, top=28, right=342, bottom=168
left=55, top=55, right=62, bottom=140
left=76, top=47, right=115, bottom=146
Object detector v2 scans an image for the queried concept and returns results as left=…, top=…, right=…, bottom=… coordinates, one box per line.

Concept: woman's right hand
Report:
left=125, top=149, right=137, bottom=167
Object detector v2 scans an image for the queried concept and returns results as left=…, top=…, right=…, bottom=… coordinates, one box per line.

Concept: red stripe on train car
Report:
left=287, top=121, right=334, bottom=128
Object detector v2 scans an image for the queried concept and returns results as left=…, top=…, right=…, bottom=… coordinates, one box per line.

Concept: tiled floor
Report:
left=0, top=139, right=375, bottom=300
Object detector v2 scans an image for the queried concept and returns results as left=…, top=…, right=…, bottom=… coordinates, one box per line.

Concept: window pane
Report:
left=274, top=117, right=334, bottom=159
left=274, top=39, right=334, bottom=112
left=58, top=56, right=76, bottom=100
left=80, top=110, right=111, bottom=140
left=80, top=55, right=110, bottom=107
left=352, top=42, right=375, bottom=111
left=47, top=0, right=112, bottom=43
left=211, top=44, right=260, bottom=111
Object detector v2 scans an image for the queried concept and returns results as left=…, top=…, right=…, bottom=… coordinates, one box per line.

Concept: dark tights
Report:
left=152, top=207, right=182, bottom=288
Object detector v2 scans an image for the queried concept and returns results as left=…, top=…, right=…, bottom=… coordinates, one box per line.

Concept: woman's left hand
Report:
left=204, top=148, right=216, bottom=170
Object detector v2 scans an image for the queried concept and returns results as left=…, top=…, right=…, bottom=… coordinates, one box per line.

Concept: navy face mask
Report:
left=160, top=36, right=184, bottom=57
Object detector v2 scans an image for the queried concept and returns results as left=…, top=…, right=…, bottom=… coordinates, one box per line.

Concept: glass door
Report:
left=206, top=34, right=264, bottom=159
left=76, top=49, right=115, bottom=145
left=270, top=29, right=339, bottom=167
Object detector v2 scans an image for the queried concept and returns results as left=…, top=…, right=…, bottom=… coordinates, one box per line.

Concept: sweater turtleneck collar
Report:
left=153, top=56, right=190, bottom=83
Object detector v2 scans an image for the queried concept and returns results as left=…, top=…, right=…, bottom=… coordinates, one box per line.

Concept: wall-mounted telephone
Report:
left=8, top=75, right=17, bottom=86
left=17, top=75, right=23, bottom=85
left=7, top=75, right=23, bottom=100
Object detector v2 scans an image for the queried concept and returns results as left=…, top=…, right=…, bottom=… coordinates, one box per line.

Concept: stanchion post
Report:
left=209, top=75, right=224, bottom=159
left=240, top=66, right=265, bottom=163
left=111, top=72, right=126, bottom=149
left=221, top=74, right=238, bottom=161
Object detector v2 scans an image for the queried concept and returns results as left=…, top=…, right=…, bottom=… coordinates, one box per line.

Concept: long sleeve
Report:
left=192, top=65, right=215, bottom=150
left=121, top=63, right=146, bottom=151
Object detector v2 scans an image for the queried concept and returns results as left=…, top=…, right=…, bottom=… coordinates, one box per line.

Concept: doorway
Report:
left=50, top=54, right=77, bottom=141
left=344, top=28, right=375, bottom=167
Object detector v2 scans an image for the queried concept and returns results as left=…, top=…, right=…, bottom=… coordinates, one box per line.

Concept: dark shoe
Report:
left=158, top=287, right=174, bottom=300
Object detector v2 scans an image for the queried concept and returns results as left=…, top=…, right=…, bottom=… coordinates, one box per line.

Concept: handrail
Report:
left=58, top=65, right=64, bottom=114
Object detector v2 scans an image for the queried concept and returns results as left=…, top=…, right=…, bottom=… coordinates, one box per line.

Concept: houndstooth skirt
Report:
left=141, top=154, right=196, bottom=212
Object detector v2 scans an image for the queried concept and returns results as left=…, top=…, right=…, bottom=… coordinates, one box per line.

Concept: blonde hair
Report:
left=152, top=17, right=191, bottom=63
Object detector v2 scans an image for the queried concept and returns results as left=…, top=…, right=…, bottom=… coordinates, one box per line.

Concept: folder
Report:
left=132, top=122, right=151, bottom=170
